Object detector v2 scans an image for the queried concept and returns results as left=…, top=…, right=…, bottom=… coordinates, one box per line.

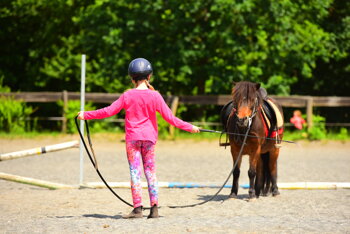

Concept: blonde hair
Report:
left=293, top=110, right=302, bottom=117
left=145, top=80, right=155, bottom=91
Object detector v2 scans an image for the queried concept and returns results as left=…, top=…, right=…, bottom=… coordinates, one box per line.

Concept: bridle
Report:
left=232, top=96, right=259, bottom=126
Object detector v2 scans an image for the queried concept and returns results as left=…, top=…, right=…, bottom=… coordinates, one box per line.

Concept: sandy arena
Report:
left=0, top=135, right=349, bottom=233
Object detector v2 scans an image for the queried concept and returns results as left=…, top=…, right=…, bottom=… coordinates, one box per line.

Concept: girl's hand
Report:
left=191, top=125, right=200, bottom=133
left=77, top=111, right=85, bottom=120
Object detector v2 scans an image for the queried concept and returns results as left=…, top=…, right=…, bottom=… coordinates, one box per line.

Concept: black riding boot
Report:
left=147, top=205, right=159, bottom=219
left=122, top=206, right=143, bottom=219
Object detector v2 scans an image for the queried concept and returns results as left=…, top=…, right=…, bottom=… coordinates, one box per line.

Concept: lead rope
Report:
left=168, top=118, right=252, bottom=208
left=75, top=116, right=134, bottom=208
left=75, top=116, right=251, bottom=209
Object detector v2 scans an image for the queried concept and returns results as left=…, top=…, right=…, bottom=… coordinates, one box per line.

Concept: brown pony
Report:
left=225, top=81, right=283, bottom=199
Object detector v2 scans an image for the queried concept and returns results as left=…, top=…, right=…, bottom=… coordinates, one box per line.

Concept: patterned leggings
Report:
left=126, top=140, right=158, bottom=208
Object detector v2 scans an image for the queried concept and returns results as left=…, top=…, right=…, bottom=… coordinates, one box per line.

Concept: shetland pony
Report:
left=223, top=81, right=284, bottom=199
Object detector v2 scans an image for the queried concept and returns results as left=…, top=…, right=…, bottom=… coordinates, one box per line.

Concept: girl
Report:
left=77, top=58, right=200, bottom=219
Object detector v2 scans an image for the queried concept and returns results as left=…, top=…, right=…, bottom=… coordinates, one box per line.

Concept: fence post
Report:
left=61, top=90, right=68, bottom=133
left=306, top=97, right=313, bottom=131
left=169, top=96, right=179, bottom=138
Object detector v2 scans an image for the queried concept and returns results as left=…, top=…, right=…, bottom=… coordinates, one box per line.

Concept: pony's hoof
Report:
left=249, top=193, right=256, bottom=199
left=272, top=190, right=280, bottom=196
left=228, top=193, right=237, bottom=199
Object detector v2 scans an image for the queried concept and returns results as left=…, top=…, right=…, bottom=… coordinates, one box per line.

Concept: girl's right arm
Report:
left=78, top=94, right=125, bottom=120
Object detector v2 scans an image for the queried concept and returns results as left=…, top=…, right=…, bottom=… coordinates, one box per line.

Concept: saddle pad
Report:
left=266, top=99, right=284, bottom=128
left=261, top=107, right=271, bottom=129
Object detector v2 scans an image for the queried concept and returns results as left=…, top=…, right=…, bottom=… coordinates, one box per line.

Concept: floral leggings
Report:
left=126, top=140, right=158, bottom=208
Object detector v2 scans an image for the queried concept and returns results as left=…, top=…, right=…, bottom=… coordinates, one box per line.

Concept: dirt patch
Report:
left=1, top=136, right=349, bottom=233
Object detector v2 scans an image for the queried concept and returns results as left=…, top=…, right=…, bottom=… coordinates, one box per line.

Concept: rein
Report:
left=201, top=129, right=296, bottom=144
left=74, top=116, right=251, bottom=209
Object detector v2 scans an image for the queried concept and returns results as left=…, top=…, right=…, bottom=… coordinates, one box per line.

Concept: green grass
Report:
left=0, top=130, right=62, bottom=139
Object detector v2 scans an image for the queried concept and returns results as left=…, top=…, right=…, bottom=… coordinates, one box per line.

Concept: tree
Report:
left=0, top=0, right=348, bottom=97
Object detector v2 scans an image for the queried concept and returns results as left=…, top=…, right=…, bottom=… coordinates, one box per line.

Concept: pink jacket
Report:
left=84, top=89, right=193, bottom=143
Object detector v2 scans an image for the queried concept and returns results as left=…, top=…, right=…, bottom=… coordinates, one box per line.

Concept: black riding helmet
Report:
left=128, top=58, right=153, bottom=80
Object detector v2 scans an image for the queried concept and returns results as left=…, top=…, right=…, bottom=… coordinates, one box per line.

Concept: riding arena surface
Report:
left=0, top=135, right=349, bottom=233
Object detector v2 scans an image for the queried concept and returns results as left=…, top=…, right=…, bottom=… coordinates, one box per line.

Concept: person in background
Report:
left=77, top=58, right=200, bottom=219
left=290, top=110, right=306, bottom=130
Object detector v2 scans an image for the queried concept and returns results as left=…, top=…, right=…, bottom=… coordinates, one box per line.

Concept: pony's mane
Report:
left=231, top=81, right=262, bottom=107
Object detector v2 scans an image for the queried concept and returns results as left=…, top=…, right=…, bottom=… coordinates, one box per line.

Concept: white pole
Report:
left=79, top=54, right=86, bottom=185
left=0, top=141, right=79, bottom=161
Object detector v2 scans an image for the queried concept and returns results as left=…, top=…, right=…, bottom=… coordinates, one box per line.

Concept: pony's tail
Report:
left=145, top=80, right=155, bottom=91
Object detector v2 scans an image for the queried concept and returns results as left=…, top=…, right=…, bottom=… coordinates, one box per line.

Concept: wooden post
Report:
left=306, top=97, right=313, bottom=131
left=62, top=90, right=68, bottom=133
left=169, top=96, right=179, bottom=138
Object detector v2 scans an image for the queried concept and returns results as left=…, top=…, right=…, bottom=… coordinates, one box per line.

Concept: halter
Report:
left=228, top=96, right=258, bottom=131
left=240, top=97, right=258, bottom=117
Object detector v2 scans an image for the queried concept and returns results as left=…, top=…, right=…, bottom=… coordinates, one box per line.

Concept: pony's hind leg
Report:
left=255, top=156, right=264, bottom=198
left=269, top=149, right=280, bottom=196
left=260, top=152, right=271, bottom=196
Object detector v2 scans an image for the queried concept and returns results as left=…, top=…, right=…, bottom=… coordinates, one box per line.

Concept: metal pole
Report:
left=79, top=54, right=86, bottom=185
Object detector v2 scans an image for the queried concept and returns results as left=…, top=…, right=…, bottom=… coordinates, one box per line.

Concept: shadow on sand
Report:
left=197, top=193, right=250, bottom=202
left=83, top=214, right=123, bottom=219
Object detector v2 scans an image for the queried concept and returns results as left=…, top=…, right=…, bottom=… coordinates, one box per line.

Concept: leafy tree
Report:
left=291, top=0, right=350, bottom=96
left=0, top=0, right=92, bottom=91
left=0, top=0, right=348, bottom=96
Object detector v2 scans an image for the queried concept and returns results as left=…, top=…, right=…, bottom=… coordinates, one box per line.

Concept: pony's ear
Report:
left=255, top=83, right=261, bottom=90
left=232, top=81, right=237, bottom=86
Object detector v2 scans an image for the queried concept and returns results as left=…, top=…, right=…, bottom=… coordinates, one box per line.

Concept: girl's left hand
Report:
left=77, top=111, right=85, bottom=120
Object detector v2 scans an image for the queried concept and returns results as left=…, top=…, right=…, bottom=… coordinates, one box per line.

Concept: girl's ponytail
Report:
left=145, top=80, right=155, bottom=91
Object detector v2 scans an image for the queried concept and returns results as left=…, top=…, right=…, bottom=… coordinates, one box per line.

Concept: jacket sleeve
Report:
left=84, top=94, right=125, bottom=120
left=155, top=92, right=193, bottom=132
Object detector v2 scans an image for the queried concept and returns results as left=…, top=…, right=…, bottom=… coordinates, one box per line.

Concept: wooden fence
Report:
left=1, top=91, right=350, bottom=133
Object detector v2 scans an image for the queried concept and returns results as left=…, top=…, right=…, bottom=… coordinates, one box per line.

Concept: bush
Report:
left=57, top=100, right=95, bottom=133
left=307, top=114, right=327, bottom=140
left=0, top=96, right=33, bottom=133
left=57, top=100, right=119, bottom=133
left=336, top=127, right=348, bottom=141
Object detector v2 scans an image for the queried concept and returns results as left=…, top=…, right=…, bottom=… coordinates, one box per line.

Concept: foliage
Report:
left=0, top=0, right=349, bottom=133
left=157, top=113, right=170, bottom=139
left=307, top=115, right=327, bottom=140
left=57, top=100, right=96, bottom=133
left=1, top=0, right=348, bottom=97
left=0, top=76, right=10, bottom=92
left=336, top=127, right=349, bottom=141
left=0, top=96, right=33, bottom=133
left=291, top=0, right=350, bottom=96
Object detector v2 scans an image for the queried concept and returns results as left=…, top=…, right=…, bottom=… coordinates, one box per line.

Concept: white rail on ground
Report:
left=0, top=141, right=79, bottom=161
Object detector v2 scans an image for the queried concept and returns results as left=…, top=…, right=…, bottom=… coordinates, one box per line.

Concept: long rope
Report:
left=168, top=120, right=252, bottom=208
left=199, top=129, right=296, bottom=144
left=75, top=116, right=134, bottom=208
left=75, top=116, right=250, bottom=209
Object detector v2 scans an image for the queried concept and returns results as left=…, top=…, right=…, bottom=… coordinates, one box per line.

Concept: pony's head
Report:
left=232, top=82, right=262, bottom=128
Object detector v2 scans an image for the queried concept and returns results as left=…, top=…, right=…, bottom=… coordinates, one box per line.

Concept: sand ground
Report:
left=0, top=135, right=349, bottom=233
